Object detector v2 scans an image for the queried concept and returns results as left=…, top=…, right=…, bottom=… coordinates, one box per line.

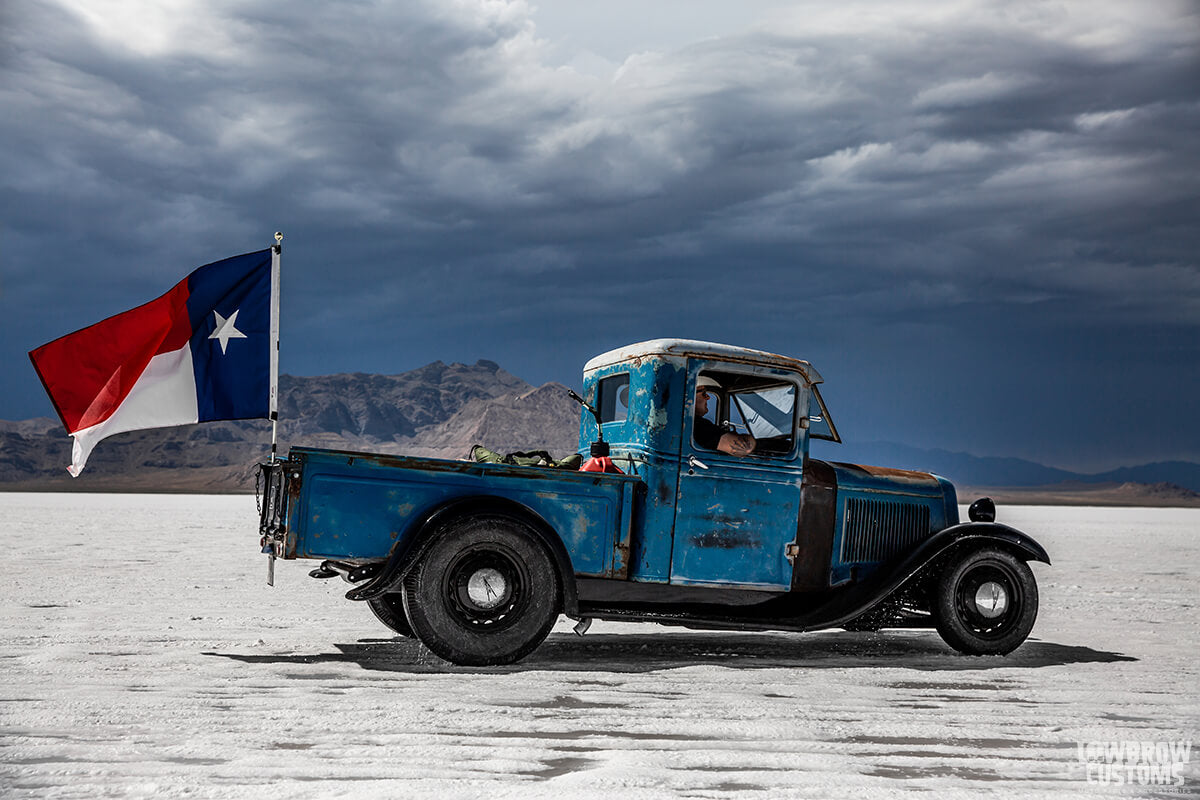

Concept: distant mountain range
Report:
left=0, top=360, right=580, bottom=493
left=2, top=361, right=1198, bottom=505
left=810, top=440, right=1200, bottom=494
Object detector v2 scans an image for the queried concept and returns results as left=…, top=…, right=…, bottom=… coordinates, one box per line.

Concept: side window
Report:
left=598, top=373, right=629, bottom=424
left=697, top=387, right=718, bottom=425
left=692, top=372, right=722, bottom=452
left=693, top=370, right=796, bottom=456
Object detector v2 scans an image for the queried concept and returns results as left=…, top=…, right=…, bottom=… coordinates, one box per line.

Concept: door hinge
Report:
left=785, top=542, right=800, bottom=563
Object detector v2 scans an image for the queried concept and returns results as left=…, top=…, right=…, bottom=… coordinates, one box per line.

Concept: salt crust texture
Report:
left=1, top=495, right=1197, bottom=798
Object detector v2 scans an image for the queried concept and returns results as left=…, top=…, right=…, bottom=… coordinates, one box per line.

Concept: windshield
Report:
left=808, top=384, right=840, bottom=442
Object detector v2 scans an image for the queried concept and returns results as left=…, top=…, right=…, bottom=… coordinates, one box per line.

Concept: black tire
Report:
left=932, top=547, right=1038, bottom=655
left=403, top=515, right=561, bottom=666
left=367, top=593, right=414, bottom=638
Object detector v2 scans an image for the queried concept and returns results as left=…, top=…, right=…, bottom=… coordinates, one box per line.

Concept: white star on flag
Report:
left=209, top=308, right=247, bottom=354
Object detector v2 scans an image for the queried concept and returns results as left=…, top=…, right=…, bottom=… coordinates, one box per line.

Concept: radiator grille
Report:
left=841, top=497, right=931, bottom=563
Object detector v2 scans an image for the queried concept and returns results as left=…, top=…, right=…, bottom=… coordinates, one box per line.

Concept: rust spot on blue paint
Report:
left=689, top=530, right=760, bottom=549
left=702, top=512, right=750, bottom=528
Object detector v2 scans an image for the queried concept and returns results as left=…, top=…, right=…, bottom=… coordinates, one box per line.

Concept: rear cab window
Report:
left=597, top=373, right=629, bottom=424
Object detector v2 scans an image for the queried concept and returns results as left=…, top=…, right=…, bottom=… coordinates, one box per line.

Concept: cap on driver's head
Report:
left=696, top=375, right=721, bottom=391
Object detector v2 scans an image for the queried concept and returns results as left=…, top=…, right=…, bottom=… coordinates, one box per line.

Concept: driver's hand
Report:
left=718, top=432, right=756, bottom=456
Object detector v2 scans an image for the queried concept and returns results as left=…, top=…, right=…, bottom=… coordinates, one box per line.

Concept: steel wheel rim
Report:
left=953, top=561, right=1023, bottom=639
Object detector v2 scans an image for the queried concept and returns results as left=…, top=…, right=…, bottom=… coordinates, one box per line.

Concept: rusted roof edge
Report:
left=583, top=339, right=823, bottom=384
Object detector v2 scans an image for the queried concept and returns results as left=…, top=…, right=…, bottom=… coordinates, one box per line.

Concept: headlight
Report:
left=968, top=497, right=996, bottom=523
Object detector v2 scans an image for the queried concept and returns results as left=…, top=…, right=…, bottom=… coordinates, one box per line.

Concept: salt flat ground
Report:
left=0, top=494, right=1196, bottom=800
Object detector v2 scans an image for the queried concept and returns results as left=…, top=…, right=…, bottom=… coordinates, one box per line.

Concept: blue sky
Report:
left=2, top=0, right=1197, bottom=471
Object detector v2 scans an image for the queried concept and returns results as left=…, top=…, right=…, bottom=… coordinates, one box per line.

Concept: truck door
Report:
left=670, top=365, right=805, bottom=590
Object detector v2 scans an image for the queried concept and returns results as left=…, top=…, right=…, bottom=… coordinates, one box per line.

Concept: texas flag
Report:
left=29, top=248, right=280, bottom=476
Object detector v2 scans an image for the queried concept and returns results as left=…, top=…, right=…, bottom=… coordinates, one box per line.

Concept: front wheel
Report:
left=932, top=547, right=1038, bottom=655
left=403, top=515, right=561, bottom=666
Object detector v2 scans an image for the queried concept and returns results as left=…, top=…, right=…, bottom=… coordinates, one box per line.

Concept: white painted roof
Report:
left=583, top=339, right=823, bottom=384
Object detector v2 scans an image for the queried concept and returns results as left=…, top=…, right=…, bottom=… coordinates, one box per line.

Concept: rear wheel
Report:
left=367, top=593, right=414, bottom=638
left=933, top=547, right=1038, bottom=655
left=403, top=515, right=561, bottom=666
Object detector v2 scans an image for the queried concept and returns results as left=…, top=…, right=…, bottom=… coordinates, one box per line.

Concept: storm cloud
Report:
left=2, top=0, right=1198, bottom=469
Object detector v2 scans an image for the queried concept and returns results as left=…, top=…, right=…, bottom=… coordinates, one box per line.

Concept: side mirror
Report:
left=568, top=389, right=610, bottom=458
left=567, top=389, right=602, bottom=428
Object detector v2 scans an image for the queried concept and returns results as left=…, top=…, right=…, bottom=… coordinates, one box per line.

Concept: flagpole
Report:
left=269, top=232, right=282, bottom=463
left=266, top=234, right=282, bottom=588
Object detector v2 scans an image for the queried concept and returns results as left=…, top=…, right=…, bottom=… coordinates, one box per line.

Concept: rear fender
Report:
left=345, top=495, right=580, bottom=617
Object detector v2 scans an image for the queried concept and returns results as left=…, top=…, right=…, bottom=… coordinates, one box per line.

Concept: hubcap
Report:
left=973, top=580, right=1009, bottom=619
left=466, top=567, right=508, bottom=609
left=445, top=543, right=528, bottom=631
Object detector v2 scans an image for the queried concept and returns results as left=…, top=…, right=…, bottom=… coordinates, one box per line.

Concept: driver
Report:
left=694, top=376, right=756, bottom=456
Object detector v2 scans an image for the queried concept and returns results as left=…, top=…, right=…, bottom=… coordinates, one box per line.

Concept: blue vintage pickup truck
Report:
left=258, top=339, right=1048, bottom=665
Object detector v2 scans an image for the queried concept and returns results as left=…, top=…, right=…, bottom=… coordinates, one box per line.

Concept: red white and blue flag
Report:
left=29, top=248, right=280, bottom=476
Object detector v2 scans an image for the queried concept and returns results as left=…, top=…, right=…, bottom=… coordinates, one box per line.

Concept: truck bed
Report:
left=262, top=446, right=642, bottom=579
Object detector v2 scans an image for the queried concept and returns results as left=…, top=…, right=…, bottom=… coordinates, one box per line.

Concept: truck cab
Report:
left=577, top=339, right=956, bottom=593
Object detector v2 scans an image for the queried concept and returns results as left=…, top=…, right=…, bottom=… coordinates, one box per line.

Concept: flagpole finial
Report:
left=274, top=231, right=283, bottom=245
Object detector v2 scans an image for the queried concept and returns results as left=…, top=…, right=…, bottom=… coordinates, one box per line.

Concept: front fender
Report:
left=798, top=522, right=1049, bottom=631
left=918, top=521, right=1051, bottom=566
left=861, top=522, right=1050, bottom=611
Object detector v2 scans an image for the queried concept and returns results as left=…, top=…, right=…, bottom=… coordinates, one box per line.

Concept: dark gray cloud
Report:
left=2, top=0, right=1197, bottom=470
